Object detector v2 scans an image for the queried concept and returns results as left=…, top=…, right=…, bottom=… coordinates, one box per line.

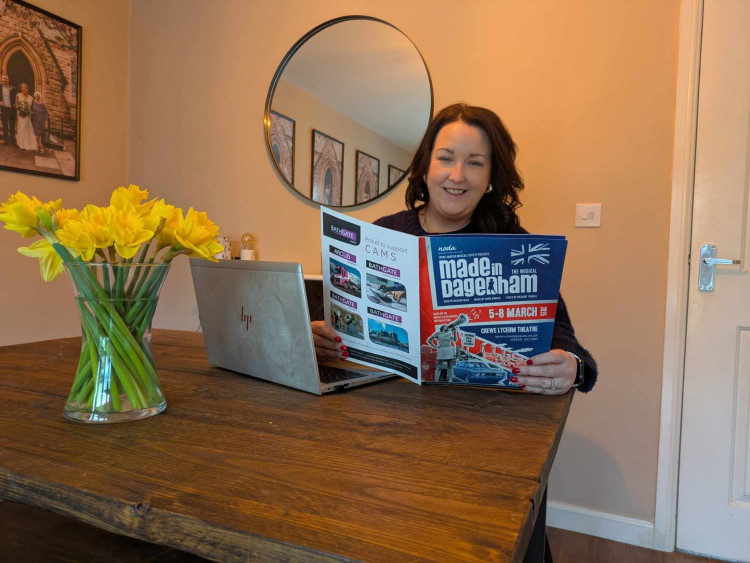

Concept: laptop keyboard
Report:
left=318, top=365, right=368, bottom=384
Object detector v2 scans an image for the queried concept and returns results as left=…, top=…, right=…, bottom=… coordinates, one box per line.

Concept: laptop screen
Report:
left=304, top=278, right=324, bottom=322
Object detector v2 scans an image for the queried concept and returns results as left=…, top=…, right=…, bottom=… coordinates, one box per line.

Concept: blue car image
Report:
left=452, top=360, right=511, bottom=385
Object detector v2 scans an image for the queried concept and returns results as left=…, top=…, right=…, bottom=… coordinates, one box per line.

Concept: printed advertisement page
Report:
left=321, top=208, right=421, bottom=382
left=418, top=234, right=567, bottom=387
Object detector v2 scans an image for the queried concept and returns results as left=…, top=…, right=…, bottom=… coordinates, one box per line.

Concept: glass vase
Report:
left=63, top=262, right=171, bottom=423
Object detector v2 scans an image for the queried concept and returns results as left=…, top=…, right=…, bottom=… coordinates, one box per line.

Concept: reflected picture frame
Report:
left=269, top=110, right=295, bottom=184
left=0, top=0, right=81, bottom=180
left=311, top=129, right=344, bottom=206
left=388, top=165, right=406, bottom=192
left=356, top=150, right=380, bottom=204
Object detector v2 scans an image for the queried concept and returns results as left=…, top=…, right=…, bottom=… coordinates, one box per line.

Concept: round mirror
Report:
left=264, top=16, right=433, bottom=207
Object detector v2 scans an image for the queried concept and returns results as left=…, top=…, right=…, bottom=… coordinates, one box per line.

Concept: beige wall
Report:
left=0, top=0, right=681, bottom=526
left=273, top=79, right=413, bottom=205
left=0, top=0, right=130, bottom=345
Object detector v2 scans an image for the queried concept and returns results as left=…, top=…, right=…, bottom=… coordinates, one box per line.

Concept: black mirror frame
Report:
left=264, top=15, right=433, bottom=208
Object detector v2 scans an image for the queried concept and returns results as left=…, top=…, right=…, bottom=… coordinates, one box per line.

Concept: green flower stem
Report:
left=75, top=289, right=144, bottom=376
left=69, top=309, right=99, bottom=400
left=140, top=343, right=155, bottom=368
left=61, top=255, right=159, bottom=380
left=91, top=311, right=150, bottom=409
left=124, top=274, right=156, bottom=325
left=124, top=267, right=167, bottom=328
left=150, top=243, right=167, bottom=263
left=76, top=376, right=95, bottom=405
left=125, top=243, right=153, bottom=295
left=74, top=338, right=88, bottom=374
left=109, top=347, right=148, bottom=408
left=91, top=308, right=159, bottom=402
left=133, top=300, right=157, bottom=341
left=109, top=371, right=120, bottom=412
left=114, top=263, right=127, bottom=315
left=69, top=343, right=93, bottom=398
left=101, top=264, right=112, bottom=296
left=75, top=300, right=147, bottom=409
left=77, top=299, right=146, bottom=409
left=130, top=267, right=151, bottom=299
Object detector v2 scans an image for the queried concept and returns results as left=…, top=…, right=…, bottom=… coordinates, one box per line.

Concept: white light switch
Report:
left=575, top=203, right=602, bottom=227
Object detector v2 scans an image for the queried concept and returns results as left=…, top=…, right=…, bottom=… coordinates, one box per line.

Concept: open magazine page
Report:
left=419, top=234, right=568, bottom=387
left=320, top=208, right=421, bottom=382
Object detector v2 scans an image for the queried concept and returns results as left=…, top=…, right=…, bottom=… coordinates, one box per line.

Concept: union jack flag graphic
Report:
left=511, top=243, right=551, bottom=265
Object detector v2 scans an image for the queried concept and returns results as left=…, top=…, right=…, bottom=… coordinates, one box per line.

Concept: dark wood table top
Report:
left=0, top=330, right=573, bottom=562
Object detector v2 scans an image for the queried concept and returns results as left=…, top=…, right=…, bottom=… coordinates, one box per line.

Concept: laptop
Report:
left=189, top=259, right=394, bottom=394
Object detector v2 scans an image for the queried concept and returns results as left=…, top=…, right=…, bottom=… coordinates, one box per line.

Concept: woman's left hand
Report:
left=511, top=349, right=576, bottom=395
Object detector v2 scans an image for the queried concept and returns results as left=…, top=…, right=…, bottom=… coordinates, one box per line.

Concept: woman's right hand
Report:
left=311, top=320, right=347, bottom=362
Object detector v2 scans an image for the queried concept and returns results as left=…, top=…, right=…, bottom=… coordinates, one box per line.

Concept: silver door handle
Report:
left=703, top=257, right=740, bottom=265
left=699, top=244, right=741, bottom=292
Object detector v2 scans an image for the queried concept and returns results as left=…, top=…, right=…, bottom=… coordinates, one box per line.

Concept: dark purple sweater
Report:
left=374, top=209, right=597, bottom=392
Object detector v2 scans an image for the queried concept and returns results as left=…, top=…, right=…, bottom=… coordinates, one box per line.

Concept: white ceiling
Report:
left=279, top=19, right=432, bottom=152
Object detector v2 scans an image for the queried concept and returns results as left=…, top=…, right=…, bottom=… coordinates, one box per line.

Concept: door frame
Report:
left=654, top=0, right=702, bottom=551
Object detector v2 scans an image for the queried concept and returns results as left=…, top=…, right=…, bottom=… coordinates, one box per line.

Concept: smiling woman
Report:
left=315, top=103, right=598, bottom=398
left=264, top=16, right=433, bottom=207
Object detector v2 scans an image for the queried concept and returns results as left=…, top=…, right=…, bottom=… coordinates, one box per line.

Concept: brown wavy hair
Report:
left=404, top=103, right=524, bottom=233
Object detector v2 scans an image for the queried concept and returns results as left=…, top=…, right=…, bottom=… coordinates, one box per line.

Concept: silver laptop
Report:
left=189, top=259, right=394, bottom=394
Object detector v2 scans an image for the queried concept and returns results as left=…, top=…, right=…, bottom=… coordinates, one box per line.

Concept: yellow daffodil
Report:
left=173, top=207, right=222, bottom=261
left=54, top=207, right=80, bottom=229
left=107, top=203, right=155, bottom=259
left=18, top=239, right=64, bottom=282
left=152, top=201, right=179, bottom=247
left=140, top=198, right=169, bottom=234
left=55, top=219, right=97, bottom=261
left=110, top=184, right=155, bottom=216
left=79, top=204, right=113, bottom=249
left=0, top=191, right=61, bottom=238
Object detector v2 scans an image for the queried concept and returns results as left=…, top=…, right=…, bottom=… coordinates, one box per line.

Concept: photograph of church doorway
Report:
left=355, top=150, right=379, bottom=204
left=0, top=0, right=81, bottom=180
left=311, top=129, right=344, bottom=206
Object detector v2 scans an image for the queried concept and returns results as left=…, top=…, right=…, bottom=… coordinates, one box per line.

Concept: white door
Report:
left=677, top=0, right=750, bottom=560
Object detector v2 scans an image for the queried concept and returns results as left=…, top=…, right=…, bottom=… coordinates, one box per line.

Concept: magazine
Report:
left=320, top=208, right=567, bottom=388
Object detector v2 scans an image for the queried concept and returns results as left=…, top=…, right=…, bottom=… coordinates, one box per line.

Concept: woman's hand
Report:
left=510, top=349, right=577, bottom=395
left=311, top=320, right=347, bottom=362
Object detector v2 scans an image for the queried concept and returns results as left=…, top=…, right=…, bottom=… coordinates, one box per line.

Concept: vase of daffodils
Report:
left=0, top=185, right=223, bottom=423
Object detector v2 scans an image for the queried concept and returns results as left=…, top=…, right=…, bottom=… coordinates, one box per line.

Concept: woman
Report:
left=313, top=103, right=597, bottom=395
left=31, top=91, right=49, bottom=154
left=14, top=83, right=36, bottom=151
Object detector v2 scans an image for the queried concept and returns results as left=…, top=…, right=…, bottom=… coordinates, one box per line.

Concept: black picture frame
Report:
left=311, top=129, right=343, bottom=206
left=356, top=150, right=379, bottom=204
left=269, top=110, right=295, bottom=184
left=0, top=0, right=82, bottom=180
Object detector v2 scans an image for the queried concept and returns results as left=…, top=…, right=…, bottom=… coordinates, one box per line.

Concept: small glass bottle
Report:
left=240, top=233, right=256, bottom=260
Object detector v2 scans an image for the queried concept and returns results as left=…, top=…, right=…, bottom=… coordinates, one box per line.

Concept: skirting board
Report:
left=547, top=501, right=661, bottom=551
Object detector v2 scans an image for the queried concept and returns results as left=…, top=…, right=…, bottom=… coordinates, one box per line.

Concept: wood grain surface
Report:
left=0, top=330, right=572, bottom=562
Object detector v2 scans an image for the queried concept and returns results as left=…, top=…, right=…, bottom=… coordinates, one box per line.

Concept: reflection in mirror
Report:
left=265, top=16, right=432, bottom=207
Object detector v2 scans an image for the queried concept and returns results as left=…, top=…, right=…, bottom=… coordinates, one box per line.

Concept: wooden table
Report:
left=0, top=330, right=572, bottom=562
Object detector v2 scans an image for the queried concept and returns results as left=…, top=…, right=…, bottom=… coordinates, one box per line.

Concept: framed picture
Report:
left=311, top=129, right=343, bottom=206
left=388, top=165, right=406, bottom=191
left=0, top=0, right=81, bottom=180
left=269, top=110, right=295, bottom=184
left=355, top=150, right=379, bottom=204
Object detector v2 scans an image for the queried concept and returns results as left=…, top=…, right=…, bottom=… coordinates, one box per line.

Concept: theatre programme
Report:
left=320, top=208, right=567, bottom=388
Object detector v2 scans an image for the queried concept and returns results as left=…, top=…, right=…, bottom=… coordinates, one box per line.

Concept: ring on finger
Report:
left=549, top=377, right=556, bottom=390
